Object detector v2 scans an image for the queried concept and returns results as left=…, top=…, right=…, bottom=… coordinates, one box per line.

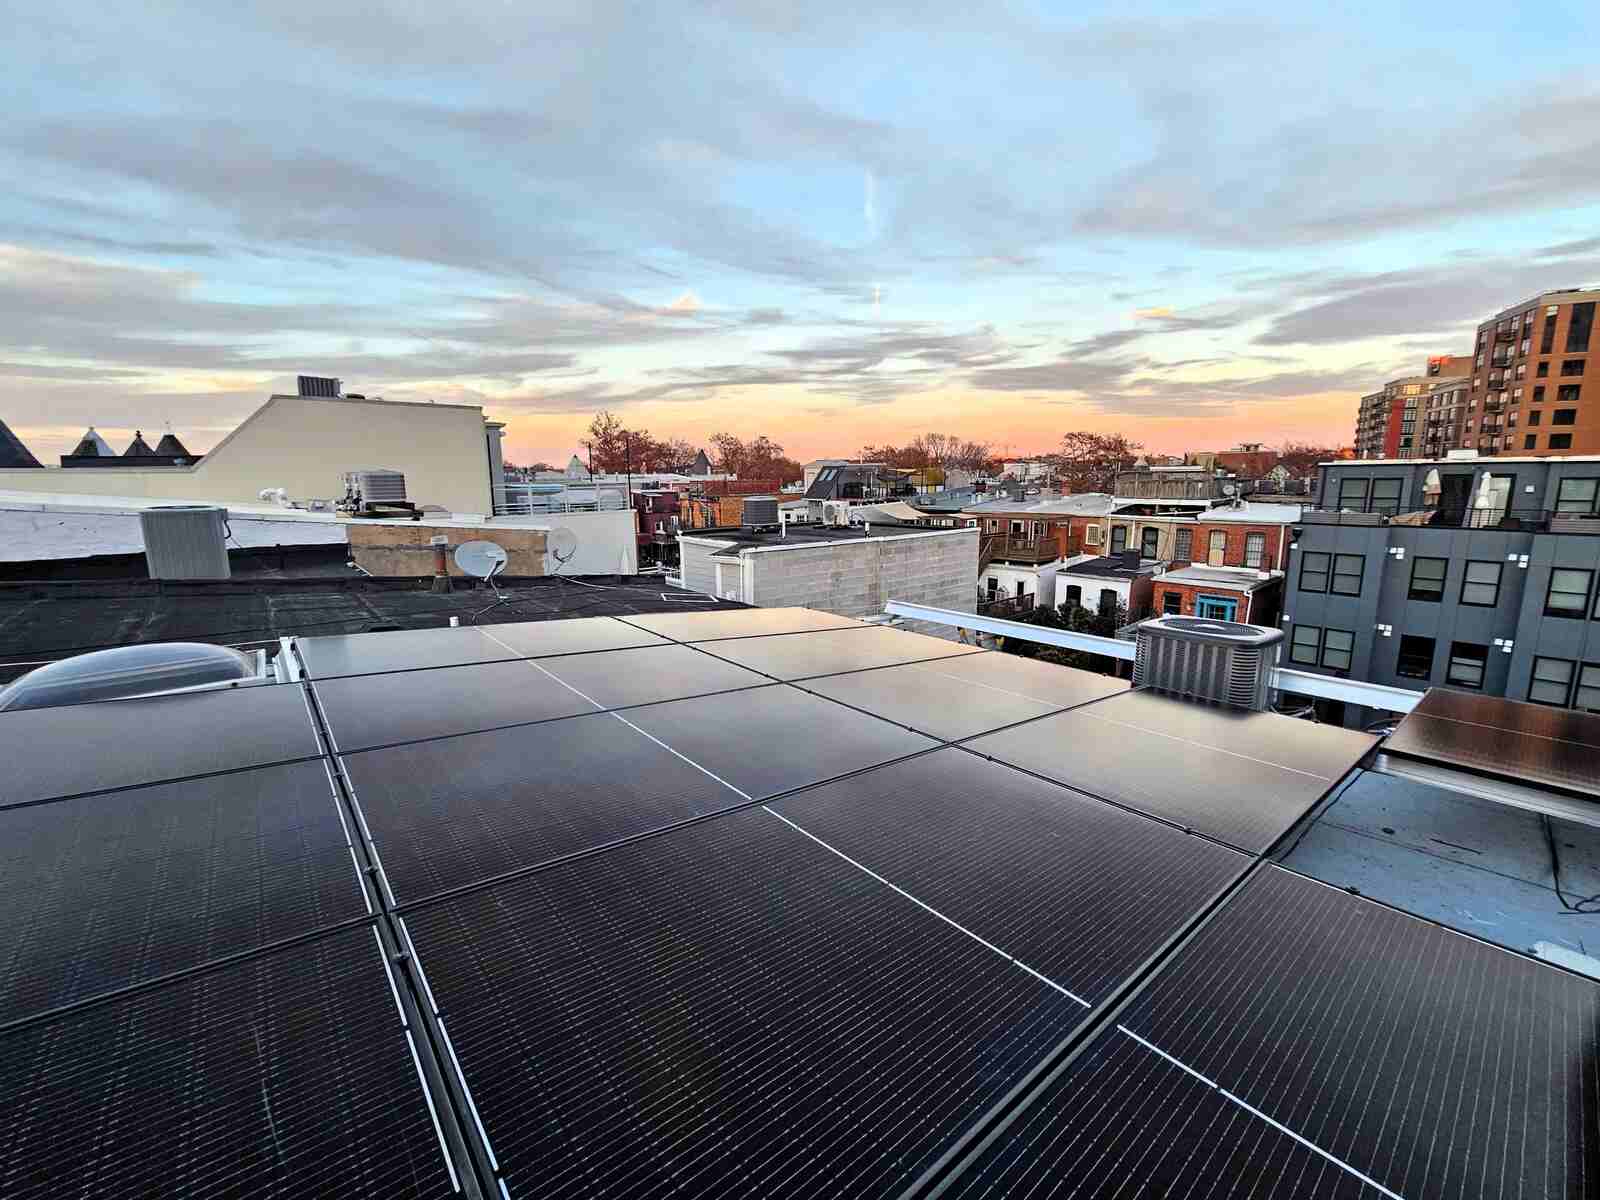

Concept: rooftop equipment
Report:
left=0, top=642, right=267, bottom=711
left=741, top=496, right=780, bottom=530
left=139, top=504, right=231, bottom=580
left=1132, top=614, right=1283, bottom=711
left=297, top=375, right=341, bottom=397
left=340, top=469, right=419, bottom=519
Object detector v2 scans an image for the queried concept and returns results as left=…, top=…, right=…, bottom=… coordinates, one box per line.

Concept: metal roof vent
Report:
left=0, top=642, right=266, bottom=712
left=1133, top=615, right=1283, bottom=711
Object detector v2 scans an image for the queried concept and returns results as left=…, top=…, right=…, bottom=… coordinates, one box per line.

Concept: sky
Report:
left=4, top=2, right=1600, bottom=468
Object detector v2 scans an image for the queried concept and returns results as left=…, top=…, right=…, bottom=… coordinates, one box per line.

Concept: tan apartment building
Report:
left=1354, top=355, right=1470, bottom=460
left=1467, top=287, right=1599, bottom=456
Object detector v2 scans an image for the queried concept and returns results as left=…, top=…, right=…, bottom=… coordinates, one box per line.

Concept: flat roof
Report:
left=1154, top=564, right=1276, bottom=590
left=0, top=615, right=1595, bottom=1195
left=1058, top=554, right=1160, bottom=579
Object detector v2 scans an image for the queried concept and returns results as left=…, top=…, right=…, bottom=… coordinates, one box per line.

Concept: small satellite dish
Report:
left=548, top=526, right=579, bottom=565
left=454, top=539, right=508, bottom=581
left=1222, top=483, right=1238, bottom=497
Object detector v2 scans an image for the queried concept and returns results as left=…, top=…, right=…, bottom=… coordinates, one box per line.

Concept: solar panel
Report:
left=295, top=625, right=518, bottom=678
left=312, top=659, right=594, bottom=751
left=0, top=683, right=322, bottom=806
left=696, top=624, right=984, bottom=680
left=943, top=1024, right=1374, bottom=1199
left=533, top=643, right=769, bottom=710
left=620, top=684, right=936, bottom=798
left=1384, top=688, right=1600, bottom=796
left=769, top=749, right=1247, bottom=1002
left=0, top=926, right=460, bottom=1199
left=0, top=760, right=365, bottom=1024
left=1104, top=867, right=1595, bottom=1199
left=342, top=713, right=749, bottom=902
left=475, top=614, right=670, bottom=657
left=799, top=653, right=1125, bottom=740
left=966, top=691, right=1374, bottom=851
left=400, top=806, right=1086, bottom=1199
left=617, top=605, right=868, bottom=642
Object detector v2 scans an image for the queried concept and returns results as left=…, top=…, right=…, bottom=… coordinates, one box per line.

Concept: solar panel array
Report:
left=2, top=606, right=1594, bottom=1199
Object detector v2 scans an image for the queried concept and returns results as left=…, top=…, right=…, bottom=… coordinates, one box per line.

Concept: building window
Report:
left=1396, top=635, right=1435, bottom=680
left=1408, top=556, right=1447, bottom=601
left=1525, top=435, right=1538, bottom=449
left=1336, top=477, right=1369, bottom=510
left=1537, top=363, right=1549, bottom=378
left=1331, top=553, right=1364, bottom=596
left=986, top=577, right=998, bottom=599
left=1529, top=657, right=1575, bottom=706
left=1321, top=628, right=1354, bottom=672
left=1528, top=406, right=1542, bottom=423
left=1161, top=591, right=1181, bottom=615
left=1557, top=478, right=1600, bottom=514
left=1557, top=385, right=1581, bottom=404
left=1551, top=434, right=1574, bottom=449
left=1290, top=624, right=1321, bottom=665
left=1207, top=530, right=1227, bottom=566
left=1063, top=584, right=1081, bottom=607
left=1300, top=551, right=1330, bottom=592
left=1244, top=532, right=1266, bottom=568
left=1542, top=319, right=1558, bottom=355
left=1174, top=527, right=1192, bottom=560
left=1460, top=561, right=1502, bottom=606
left=1371, top=478, right=1403, bottom=514
left=1084, top=525, right=1101, bottom=547
left=1567, top=301, right=1594, bottom=353
left=1562, top=359, right=1587, bottom=376
left=1578, top=664, right=1600, bottom=712
left=1098, top=588, right=1118, bottom=616
left=1553, top=408, right=1577, bottom=425
left=1196, top=594, right=1237, bottom=620
left=1447, top=642, right=1489, bottom=689
left=1110, top=524, right=1127, bottom=554
left=1141, top=526, right=1161, bottom=558
left=1546, top=568, right=1593, bottom=617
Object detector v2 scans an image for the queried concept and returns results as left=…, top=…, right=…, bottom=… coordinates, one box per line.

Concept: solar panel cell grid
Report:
left=616, top=606, right=866, bottom=642
left=531, top=642, right=769, bottom=709
left=0, top=926, right=459, bottom=1200
left=769, top=749, right=1248, bottom=1002
left=696, top=624, right=984, bottom=680
left=1116, top=867, right=1600, bottom=1200
left=0, top=683, right=322, bottom=807
left=343, top=712, right=749, bottom=902
left=294, top=624, right=518, bottom=677
left=402, top=806, right=1086, bottom=1199
left=0, top=760, right=366, bottom=1024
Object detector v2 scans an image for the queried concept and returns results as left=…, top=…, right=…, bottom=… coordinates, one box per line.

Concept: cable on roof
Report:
left=1542, top=815, right=1600, bottom=914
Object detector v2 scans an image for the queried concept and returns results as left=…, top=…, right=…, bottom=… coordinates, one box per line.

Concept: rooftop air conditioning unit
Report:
left=342, top=469, right=407, bottom=506
left=1133, top=615, right=1283, bottom=711
left=741, top=495, right=779, bottom=529
left=824, top=501, right=850, bottom=528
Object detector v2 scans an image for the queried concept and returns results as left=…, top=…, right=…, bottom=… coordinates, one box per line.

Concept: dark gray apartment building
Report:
left=1287, top=453, right=1600, bottom=725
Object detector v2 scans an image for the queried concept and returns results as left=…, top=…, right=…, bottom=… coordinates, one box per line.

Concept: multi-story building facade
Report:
left=1466, top=288, right=1599, bottom=456
left=1286, top=453, right=1600, bottom=725
left=1355, top=368, right=1470, bottom=460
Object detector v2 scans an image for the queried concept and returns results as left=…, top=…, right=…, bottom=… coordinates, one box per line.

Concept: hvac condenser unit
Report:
left=1132, top=615, right=1283, bottom=711
left=342, top=469, right=408, bottom=506
left=741, top=496, right=780, bottom=529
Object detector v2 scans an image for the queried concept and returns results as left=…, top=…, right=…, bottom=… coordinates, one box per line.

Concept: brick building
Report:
left=1467, top=287, right=1599, bottom=456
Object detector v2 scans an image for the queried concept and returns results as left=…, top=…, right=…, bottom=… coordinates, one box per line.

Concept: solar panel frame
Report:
left=615, top=605, right=868, bottom=642
left=531, top=642, right=771, bottom=710
left=475, top=613, right=671, bottom=657
left=0, top=759, right=368, bottom=1025
left=0, top=682, right=323, bottom=807
left=294, top=624, right=519, bottom=678
left=1384, top=687, right=1600, bottom=796
left=0, top=925, right=462, bottom=1200
left=400, top=806, right=1089, bottom=1199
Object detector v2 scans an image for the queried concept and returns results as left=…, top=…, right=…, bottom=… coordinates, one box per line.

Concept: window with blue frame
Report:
left=1195, top=594, right=1237, bottom=620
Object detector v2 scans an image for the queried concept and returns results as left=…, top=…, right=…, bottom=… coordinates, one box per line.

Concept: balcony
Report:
left=982, top=533, right=1060, bottom=565
left=1301, top=506, right=1593, bottom=533
left=978, top=590, right=1036, bottom=618
left=1495, top=326, right=1518, bottom=341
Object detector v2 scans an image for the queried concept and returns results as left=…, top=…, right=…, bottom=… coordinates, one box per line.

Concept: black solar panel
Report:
left=944, top=1025, right=1375, bottom=1199
left=1384, top=688, right=1600, bottom=796
left=620, top=684, right=936, bottom=798
left=799, top=653, right=1124, bottom=740
left=343, top=713, right=748, bottom=902
left=0, top=683, right=322, bottom=806
left=534, top=642, right=769, bottom=709
left=401, top=807, right=1085, bottom=1199
left=312, top=658, right=594, bottom=751
left=696, top=624, right=984, bottom=680
left=0, top=926, right=460, bottom=1199
left=0, top=759, right=366, bottom=1024
left=1102, top=867, right=1598, bottom=1200
left=967, top=691, right=1374, bottom=851
left=617, top=606, right=867, bottom=642
left=296, top=625, right=518, bottom=678
left=477, top=614, right=669, bottom=657
left=769, top=750, right=1248, bottom=1002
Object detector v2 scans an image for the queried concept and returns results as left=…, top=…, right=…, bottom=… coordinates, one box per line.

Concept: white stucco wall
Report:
left=0, top=395, right=495, bottom=515
left=1056, top=572, right=1133, bottom=609
left=523, top=509, right=638, bottom=575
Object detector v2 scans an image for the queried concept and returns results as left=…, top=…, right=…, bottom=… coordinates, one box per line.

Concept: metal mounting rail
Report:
left=881, top=600, right=1422, bottom=714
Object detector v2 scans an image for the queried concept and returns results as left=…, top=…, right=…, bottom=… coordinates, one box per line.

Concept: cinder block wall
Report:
left=747, top=529, right=978, bottom=637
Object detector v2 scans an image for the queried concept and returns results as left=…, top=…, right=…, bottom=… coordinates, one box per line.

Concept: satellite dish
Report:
left=548, top=526, right=579, bottom=565
left=454, top=540, right=508, bottom=581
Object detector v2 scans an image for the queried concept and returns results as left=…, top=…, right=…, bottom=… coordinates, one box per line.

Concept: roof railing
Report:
left=1300, top=506, right=1600, bottom=533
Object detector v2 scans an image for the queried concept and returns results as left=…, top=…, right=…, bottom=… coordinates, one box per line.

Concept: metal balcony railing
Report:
left=1302, top=506, right=1600, bottom=533
left=982, top=534, right=1060, bottom=564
